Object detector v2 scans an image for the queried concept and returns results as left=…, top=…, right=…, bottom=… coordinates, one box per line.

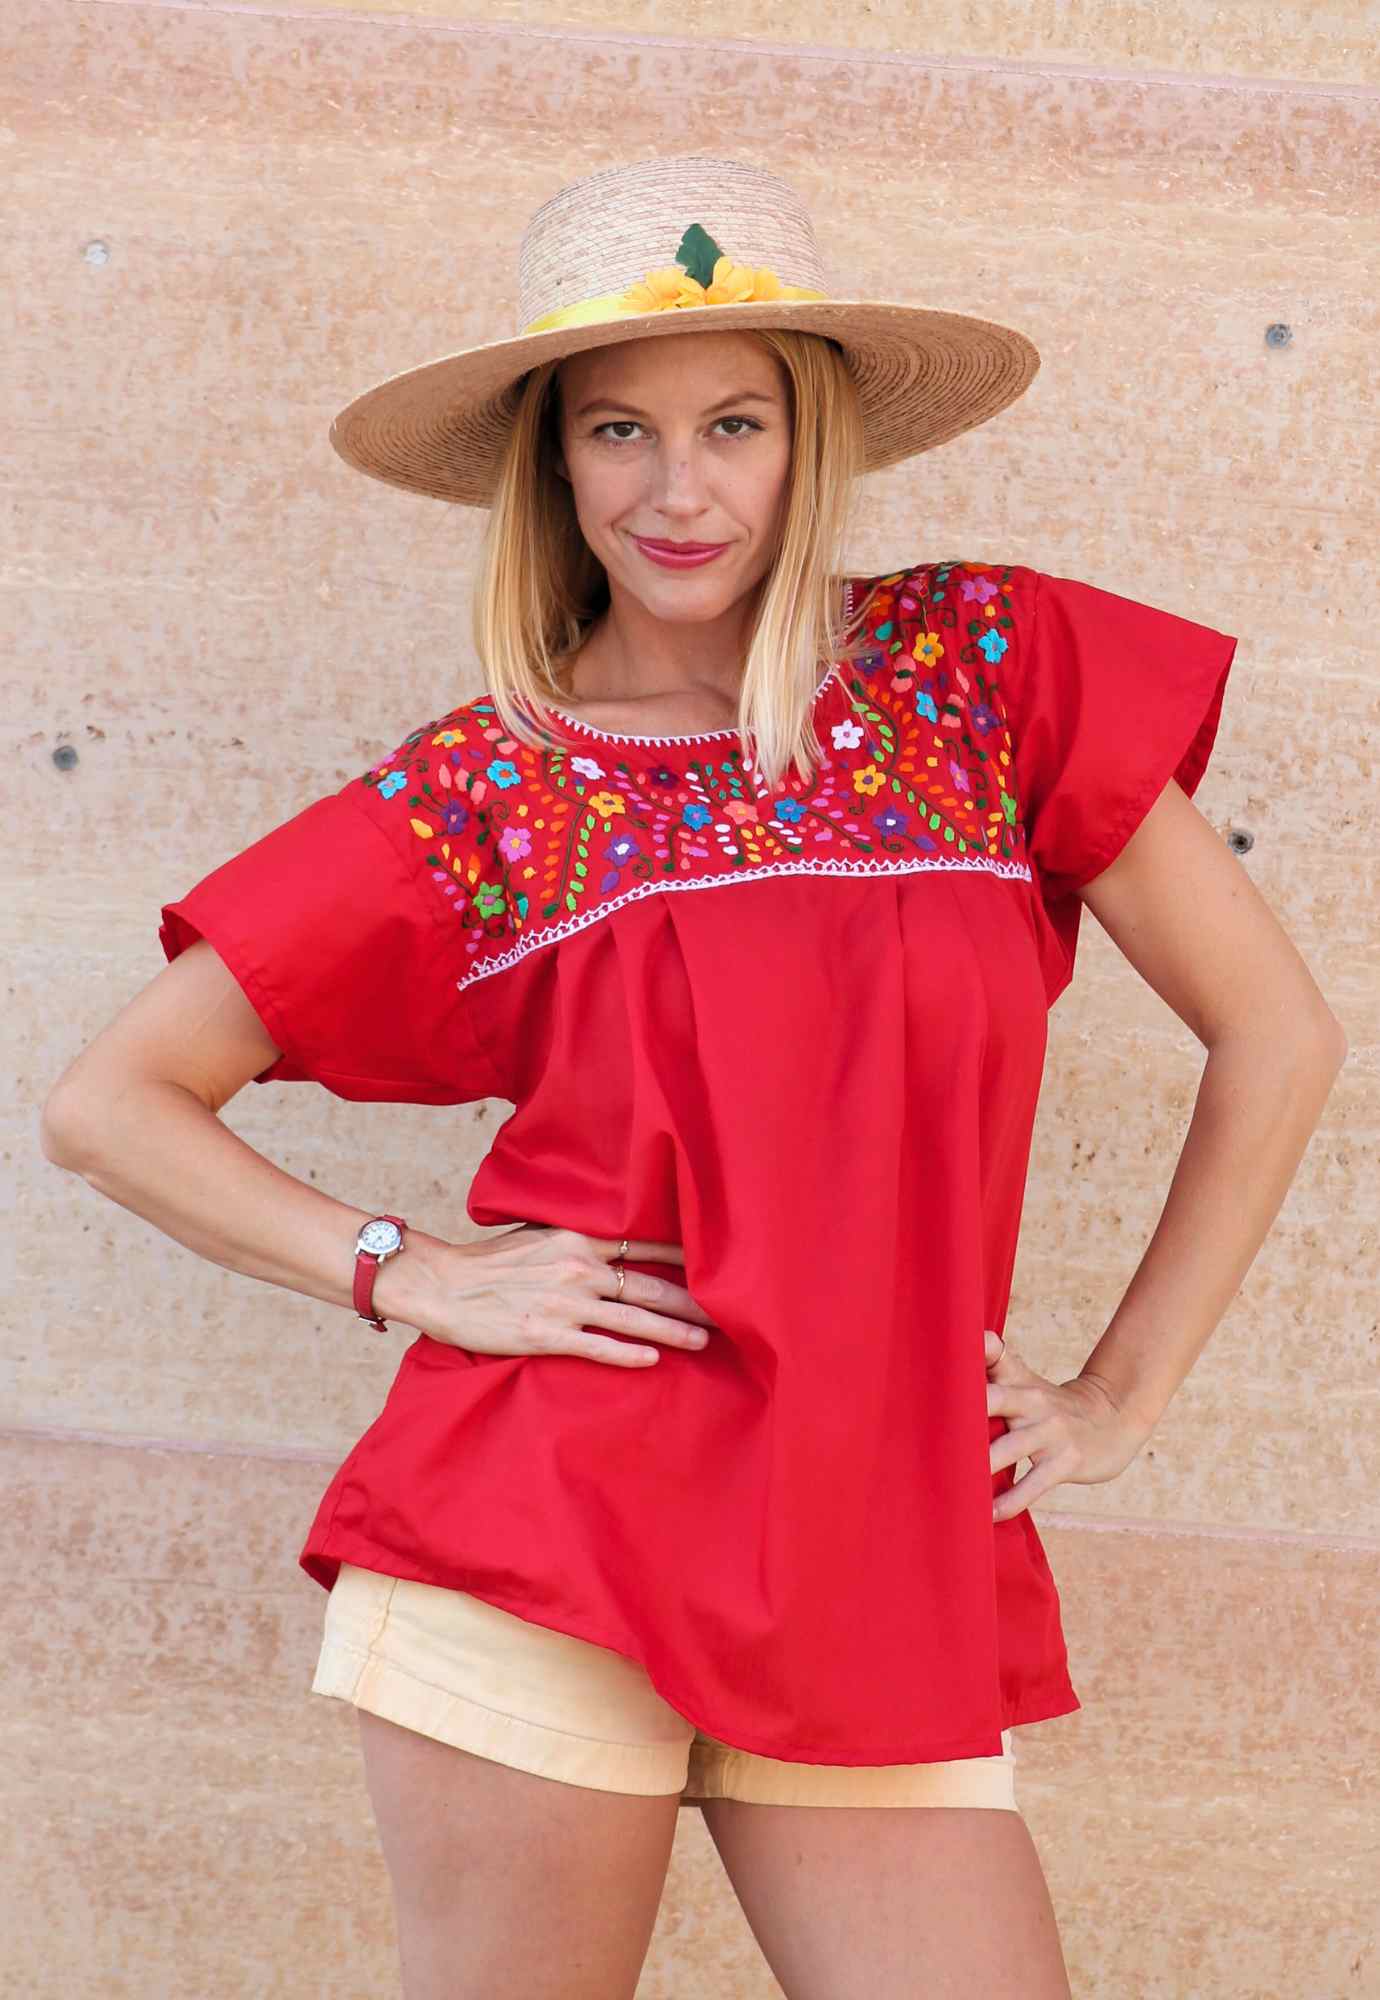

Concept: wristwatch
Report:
left=353, top=1214, right=408, bottom=1332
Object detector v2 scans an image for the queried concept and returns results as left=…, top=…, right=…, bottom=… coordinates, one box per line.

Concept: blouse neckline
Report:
left=541, top=578, right=858, bottom=748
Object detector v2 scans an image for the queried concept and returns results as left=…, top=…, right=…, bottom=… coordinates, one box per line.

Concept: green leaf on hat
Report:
left=676, top=223, right=725, bottom=289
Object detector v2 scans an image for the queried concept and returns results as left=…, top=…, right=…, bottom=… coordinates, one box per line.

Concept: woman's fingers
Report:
left=587, top=1242, right=717, bottom=1338
left=589, top=1236, right=686, bottom=1265
left=586, top=1295, right=712, bottom=1350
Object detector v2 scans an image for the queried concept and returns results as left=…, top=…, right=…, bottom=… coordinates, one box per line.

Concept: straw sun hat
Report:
left=328, top=151, right=1040, bottom=508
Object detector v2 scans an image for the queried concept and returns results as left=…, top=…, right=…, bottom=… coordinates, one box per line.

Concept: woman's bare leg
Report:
left=699, top=1797, right=1071, bottom=2000
left=356, top=1709, right=682, bottom=2000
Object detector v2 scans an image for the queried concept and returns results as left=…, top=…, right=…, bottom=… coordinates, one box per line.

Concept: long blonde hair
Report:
left=470, top=329, right=879, bottom=790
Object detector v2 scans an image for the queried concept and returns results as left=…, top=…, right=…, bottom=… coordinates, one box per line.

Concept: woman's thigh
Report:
left=357, top=1708, right=682, bottom=2000
left=698, top=1794, right=1071, bottom=2000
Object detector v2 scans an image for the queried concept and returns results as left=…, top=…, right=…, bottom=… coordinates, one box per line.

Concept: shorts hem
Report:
left=312, top=1633, right=693, bottom=1796
left=685, top=1726, right=1019, bottom=1811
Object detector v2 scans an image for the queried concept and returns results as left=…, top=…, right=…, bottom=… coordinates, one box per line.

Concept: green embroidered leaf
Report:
left=675, top=223, right=724, bottom=288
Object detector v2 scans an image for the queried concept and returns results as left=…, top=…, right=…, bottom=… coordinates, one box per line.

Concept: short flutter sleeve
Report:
left=1002, top=565, right=1239, bottom=1000
left=158, top=732, right=501, bottom=1105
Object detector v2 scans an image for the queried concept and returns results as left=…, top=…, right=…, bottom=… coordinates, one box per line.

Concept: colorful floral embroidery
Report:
left=353, top=562, right=1032, bottom=991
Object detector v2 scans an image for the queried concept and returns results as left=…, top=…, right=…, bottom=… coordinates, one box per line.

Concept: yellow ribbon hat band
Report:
left=519, top=226, right=830, bottom=337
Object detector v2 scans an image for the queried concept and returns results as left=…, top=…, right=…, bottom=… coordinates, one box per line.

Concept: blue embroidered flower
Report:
left=488, top=758, right=523, bottom=788
left=378, top=769, right=407, bottom=800
left=683, top=801, right=713, bottom=829
left=977, top=629, right=1008, bottom=663
left=772, top=797, right=806, bottom=824
left=914, top=688, right=939, bottom=724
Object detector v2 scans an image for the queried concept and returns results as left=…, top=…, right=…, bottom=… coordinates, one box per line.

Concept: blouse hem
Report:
left=299, top=1537, right=1080, bottom=1767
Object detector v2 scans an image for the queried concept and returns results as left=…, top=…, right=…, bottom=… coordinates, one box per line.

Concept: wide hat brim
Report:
left=328, top=298, right=1040, bottom=508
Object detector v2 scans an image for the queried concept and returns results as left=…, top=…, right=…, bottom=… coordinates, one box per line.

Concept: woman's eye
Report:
left=594, top=417, right=763, bottom=444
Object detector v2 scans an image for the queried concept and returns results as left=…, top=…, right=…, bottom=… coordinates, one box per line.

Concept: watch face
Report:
left=358, top=1219, right=403, bottom=1258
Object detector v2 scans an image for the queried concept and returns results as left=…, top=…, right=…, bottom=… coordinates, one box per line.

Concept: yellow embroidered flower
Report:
left=912, top=631, right=945, bottom=668
left=586, top=790, right=627, bottom=819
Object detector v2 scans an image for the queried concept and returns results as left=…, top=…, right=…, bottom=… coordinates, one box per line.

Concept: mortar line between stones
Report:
left=6, top=1424, right=1377, bottom=1554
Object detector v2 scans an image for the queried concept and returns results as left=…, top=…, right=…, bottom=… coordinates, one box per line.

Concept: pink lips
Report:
left=632, top=536, right=730, bottom=569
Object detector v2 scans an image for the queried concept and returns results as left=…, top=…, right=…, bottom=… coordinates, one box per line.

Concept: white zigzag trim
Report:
left=453, top=850, right=1032, bottom=992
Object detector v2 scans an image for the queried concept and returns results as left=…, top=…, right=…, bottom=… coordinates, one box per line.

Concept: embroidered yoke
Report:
left=158, top=559, right=1238, bottom=1765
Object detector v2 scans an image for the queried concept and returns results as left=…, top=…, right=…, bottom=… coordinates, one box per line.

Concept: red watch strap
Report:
left=353, top=1214, right=408, bottom=1332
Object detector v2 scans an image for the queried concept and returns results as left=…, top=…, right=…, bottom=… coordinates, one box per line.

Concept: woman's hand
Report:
left=406, top=1224, right=717, bottom=1367
left=983, top=1329, right=1155, bottom=1522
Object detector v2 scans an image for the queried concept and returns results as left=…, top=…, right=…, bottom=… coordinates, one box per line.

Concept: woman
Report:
left=41, top=153, right=1346, bottom=1999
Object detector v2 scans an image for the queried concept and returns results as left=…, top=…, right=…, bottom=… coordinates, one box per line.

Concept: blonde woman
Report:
left=41, top=154, right=1345, bottom=2000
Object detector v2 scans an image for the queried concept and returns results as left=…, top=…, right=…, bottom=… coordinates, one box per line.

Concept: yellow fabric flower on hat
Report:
left=523, top=222, right=825, bottom=336
left=617, top=225, right=802, bottom=315
left=706, top=258, right=786, bottom=304
left=619, top=264, right=710, bottom=313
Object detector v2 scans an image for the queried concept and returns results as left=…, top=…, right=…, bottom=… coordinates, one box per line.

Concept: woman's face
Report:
left=554, top=331, right=793, bottom=624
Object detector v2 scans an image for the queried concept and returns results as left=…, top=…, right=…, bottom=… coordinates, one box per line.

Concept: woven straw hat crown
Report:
left=329, top=151, right=1040, bottom=507
left=515, top=151, right=833, bottom=330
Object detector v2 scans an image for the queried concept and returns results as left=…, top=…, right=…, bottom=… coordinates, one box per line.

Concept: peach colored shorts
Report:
left=311, top=1561, right=1018, bottom=1811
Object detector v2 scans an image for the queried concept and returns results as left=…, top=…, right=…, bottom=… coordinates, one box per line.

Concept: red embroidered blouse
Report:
left=158, top=559, right=1239, bottom=1765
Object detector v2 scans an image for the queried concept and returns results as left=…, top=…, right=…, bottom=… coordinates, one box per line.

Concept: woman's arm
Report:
left=989, top=777, right=1348, bottom=1518
left=38, top=937, right=454, bottom=1334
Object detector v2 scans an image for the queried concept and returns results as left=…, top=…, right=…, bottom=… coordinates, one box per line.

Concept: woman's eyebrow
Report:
left=572, top=389, right=780, bottom=419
